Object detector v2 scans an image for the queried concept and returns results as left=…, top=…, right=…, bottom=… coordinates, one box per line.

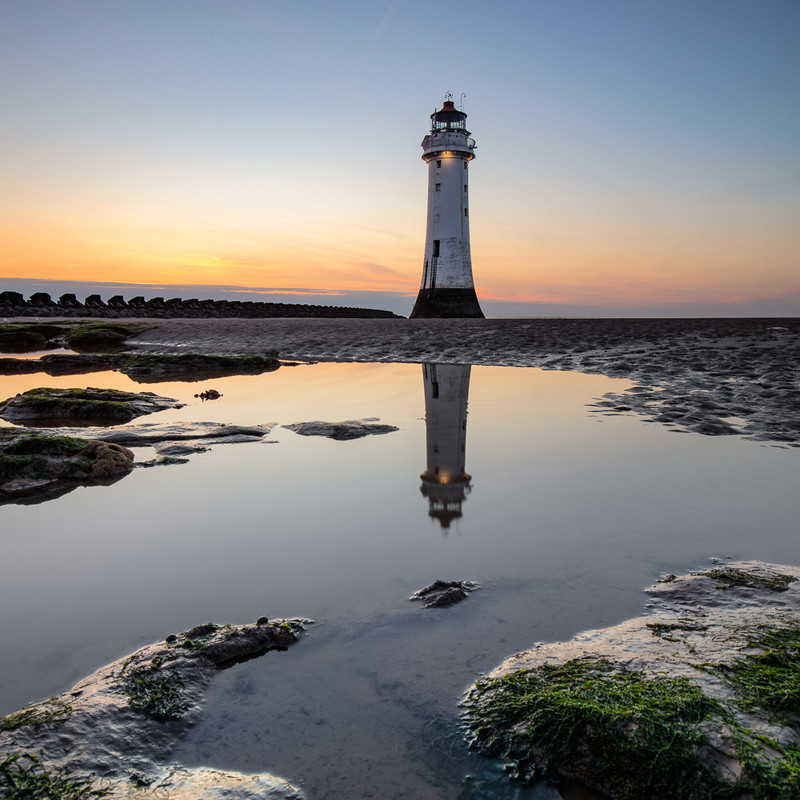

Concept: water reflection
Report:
left=420, top=363, right=472, bottom=530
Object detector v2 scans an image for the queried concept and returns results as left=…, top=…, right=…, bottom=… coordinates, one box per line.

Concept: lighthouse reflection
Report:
left=420, top=363, right=472, bottom=531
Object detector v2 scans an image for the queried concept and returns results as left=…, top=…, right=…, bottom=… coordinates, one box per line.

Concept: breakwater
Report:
left=0, top=291, right=401, bottom=319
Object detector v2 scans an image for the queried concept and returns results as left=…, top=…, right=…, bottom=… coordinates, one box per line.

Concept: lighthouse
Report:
left=410, top=97, right=484, bottom=318
left=419, top=363, right=473, bottom=530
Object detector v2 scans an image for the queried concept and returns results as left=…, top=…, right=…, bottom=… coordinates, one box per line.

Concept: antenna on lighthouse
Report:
left=458, top=93, right=466, bottom=110
left=444, top=91, right=453, bottom=103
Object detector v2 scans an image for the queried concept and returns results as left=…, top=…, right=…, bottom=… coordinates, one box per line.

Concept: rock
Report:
left=283, top=419, right=399, bottom=440
left=195, top=388, right=222, bottom=400
left=38, top=353, right=130, bottom=374
left=410, top=579, right=478, bottom=608
left=0, top=323, right=63, bottom=353
left=0, top=619, right=309, bottom=799
left=65, top=322, right=146, bottom=352
left=0, top=387, right=181, bottom=425
left=52, top=421, right=277, bottom=447
left=0, top=428, right=134, bottom=503
left=154, top=443, right=209, bottom=456
left=122, top=353, right=281, bottom=381
left=464, top=561, right=800, bottom=799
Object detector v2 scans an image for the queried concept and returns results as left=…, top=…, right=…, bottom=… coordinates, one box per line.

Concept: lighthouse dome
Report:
left=430, top=100, right=469, bottom=133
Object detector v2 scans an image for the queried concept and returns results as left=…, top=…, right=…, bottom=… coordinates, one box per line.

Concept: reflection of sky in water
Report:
left=1, top=362, right=799, bottom=799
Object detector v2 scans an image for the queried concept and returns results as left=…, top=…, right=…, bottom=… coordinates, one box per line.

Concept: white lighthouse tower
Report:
left=410, top=96, right=484, bottom=318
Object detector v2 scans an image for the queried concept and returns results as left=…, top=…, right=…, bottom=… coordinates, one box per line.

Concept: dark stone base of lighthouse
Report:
left=409, top=288, right=485, bottom=319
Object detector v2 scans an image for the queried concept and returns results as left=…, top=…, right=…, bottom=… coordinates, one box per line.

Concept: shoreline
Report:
left=5, top=316, right=798, bottom=446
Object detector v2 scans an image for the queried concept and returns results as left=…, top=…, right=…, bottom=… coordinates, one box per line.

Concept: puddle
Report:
left=1, top=362, right=798, bottom=798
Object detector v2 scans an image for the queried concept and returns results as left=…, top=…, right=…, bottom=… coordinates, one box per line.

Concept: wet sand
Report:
left=126, top=317, right=800, bottom=446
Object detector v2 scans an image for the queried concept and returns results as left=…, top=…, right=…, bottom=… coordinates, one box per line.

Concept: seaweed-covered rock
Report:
left=0, top=323, right=65, bottom=353
left=0, top=619, right=309, bottom=799
left=0, top=428, right=134, bottom=501
left=283, top=418, right=399, bottom=440
left=65, top=322, right=147, bottom=352
left=122, top=352, right=281, bottom=381
left=464, top=561, right=800, bottom=799
left=410, top=580, right=479, bottom=608
left=0, top=387, right=181, bottom=425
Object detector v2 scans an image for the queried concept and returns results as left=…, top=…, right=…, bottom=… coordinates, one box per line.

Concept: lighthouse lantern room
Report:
left=410, top=96, right=484, bottom=318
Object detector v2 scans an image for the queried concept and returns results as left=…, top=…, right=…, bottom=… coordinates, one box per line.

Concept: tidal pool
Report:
left=1, top=362, right=799, bottom=799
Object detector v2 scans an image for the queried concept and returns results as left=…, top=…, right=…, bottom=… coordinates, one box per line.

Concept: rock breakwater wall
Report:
left=0, top=291, right=401, bottom=319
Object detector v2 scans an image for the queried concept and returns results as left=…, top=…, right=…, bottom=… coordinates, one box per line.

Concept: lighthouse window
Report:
left=435, top=183, right=441, bottom=192
left=436, top=160, right=441, bottom=168
left=432, top=239, right=440, bottom=258
left=464, top=208, right=468, bottom=216
left=464, top=184, right=468, bottom=192
left=464, top=162, right=467, bottom=169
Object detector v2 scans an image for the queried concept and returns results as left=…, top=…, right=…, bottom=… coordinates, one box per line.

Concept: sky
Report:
left=1, top=0, right=799, bottom=317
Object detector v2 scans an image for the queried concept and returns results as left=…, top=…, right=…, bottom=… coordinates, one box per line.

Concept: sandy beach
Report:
left=125, top=316, right=800, bottom=446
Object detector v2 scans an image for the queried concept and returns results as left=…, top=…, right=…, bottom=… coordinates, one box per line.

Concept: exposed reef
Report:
left=0, top=387, right=181, bottom=425
left=0, top=352, right=287, bottom=381
left=0, top=290, right=400, bottom=319
left=0, top=323, right=69, bottom=353
left=464, top=561, right=800, bottom=799
left=0, top=428, right=134, bottom=502
left=0, top=619, right=308, bottom=799
left=50, top=421, right=277, bottom=448
left=122, top=352, right=281, bottom=381
left=283, top=419, right=399, bottom=440
left=410, top=580, right=479, bottom=608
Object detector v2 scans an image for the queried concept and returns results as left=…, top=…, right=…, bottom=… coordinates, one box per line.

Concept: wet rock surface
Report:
left=0, top=428, right=134, bottom=503
left=50, top=420, right=277, bottom=447
left=283, top=418, right=399, bottom=440
left=121, top=352, right=281, bottom=381
left=0, top=387, right=181, bottom=425
left=410, top=580, right=479, bottom=608
left=464, top=561, right=800, bottom=799
left=0, top=619, right=308, bottom=799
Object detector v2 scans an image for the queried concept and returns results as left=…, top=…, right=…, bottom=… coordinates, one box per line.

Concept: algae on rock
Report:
left=463, top=561, right=800, bottom=799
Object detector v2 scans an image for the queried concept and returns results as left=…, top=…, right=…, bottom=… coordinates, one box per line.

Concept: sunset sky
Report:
left=2, top=0, right=799, bottom=316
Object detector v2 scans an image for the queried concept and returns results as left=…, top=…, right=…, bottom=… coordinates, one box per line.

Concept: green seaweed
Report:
left=465, top=657, right=733, bottom=798
left=121, top=665, right=190, bottom=720
left=715, top=625, right=800, bottom=720
left=697, top=567, right=797, bottom=592
left=0, top=753, right=109, bottom=799
left=0, top=699, right=72, bottom=731
left=734, top=734, right=800, bottom=800
left=0, top=431, right=88, bottom=457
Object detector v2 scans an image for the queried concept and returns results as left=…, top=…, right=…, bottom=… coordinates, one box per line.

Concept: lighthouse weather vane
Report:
left=410, top=96, right=484, bottom=318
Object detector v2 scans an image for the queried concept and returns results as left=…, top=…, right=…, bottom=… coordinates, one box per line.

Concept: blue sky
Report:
left=1, top=0, right=799, bottom=316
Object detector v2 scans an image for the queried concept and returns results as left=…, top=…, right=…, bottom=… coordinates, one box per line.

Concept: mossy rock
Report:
left=0, top=428, right=135, bottom=501
left=0, top=387, right=180, bottom=425
left=0, top=753, right=109, bottom=800
left=0, top=323, right=71, bottom=352
left=65, top=322, right=147, bottom=353
left=122, top=352, right=280, bottom=381
left=464, top=563, right=800, bottom=799
left=466, top=658, right=731, bottom=798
